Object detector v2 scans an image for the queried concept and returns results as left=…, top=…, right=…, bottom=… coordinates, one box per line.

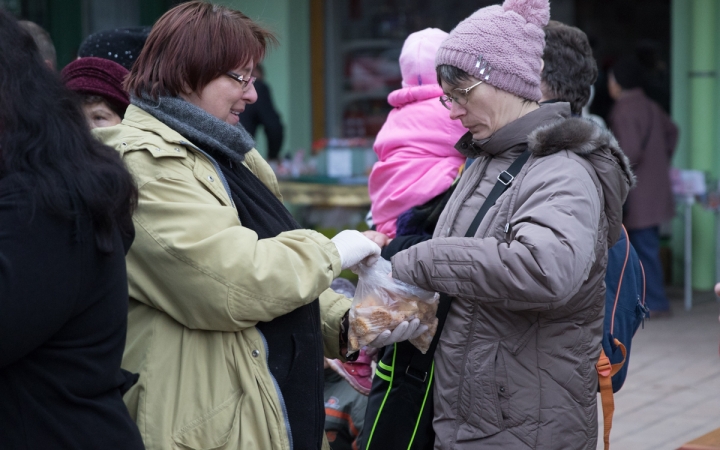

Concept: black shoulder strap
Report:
left=464, top=149, right=532, bottom=238
left=404, top=149, right=532, bottom=383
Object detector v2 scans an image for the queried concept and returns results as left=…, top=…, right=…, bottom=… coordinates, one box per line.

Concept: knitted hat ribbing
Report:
left=435, top=0, right=550, bottom=101
left=61, top=57, right=130, bottom=114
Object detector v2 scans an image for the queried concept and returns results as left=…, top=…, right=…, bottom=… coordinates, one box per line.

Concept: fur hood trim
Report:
left=528, top=116, right=635, bottom=246
left=528, top=116, right=636, bottom=188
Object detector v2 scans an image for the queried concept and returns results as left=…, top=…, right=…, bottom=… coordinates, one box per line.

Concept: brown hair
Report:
left=541, top=20, right=597, bottom=115
left=125, top=1, right=277, bottom=99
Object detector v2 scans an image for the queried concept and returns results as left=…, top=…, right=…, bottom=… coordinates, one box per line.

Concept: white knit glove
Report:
left=367, top=319, right=429, bottom=348
left=331, top=230, right=381, bottom=270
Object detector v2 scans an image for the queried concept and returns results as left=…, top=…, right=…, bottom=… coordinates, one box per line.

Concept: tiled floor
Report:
left=597, top=289, right=720, bottom=450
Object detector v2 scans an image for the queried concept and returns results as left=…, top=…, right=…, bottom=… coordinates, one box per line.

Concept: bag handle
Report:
left=404, top=149, right=533, bottom=382
left=596, top=339, right=627, bottom=450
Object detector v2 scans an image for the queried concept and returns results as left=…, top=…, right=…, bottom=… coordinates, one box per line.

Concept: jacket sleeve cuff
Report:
left=305, top=230, right=342, bottom=277
left=319, top=288, right=351, bottom=360
left=391, top=241, right=432, bottom=291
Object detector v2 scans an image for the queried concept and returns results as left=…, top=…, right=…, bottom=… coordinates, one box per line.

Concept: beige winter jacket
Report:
left=95, top=106, right=349, bottom=450
left=392, top=103, right=634, bottom=450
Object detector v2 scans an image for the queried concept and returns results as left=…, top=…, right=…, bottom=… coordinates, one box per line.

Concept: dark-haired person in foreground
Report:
left=0, top=9, right=143, bottom=450
left=95, top=2, right=417, bottom=449
left=608, top=56, right=678, bottom=317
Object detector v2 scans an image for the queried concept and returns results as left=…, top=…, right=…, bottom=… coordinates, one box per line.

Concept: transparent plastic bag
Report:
left=348, top=258, right=439, bottom=354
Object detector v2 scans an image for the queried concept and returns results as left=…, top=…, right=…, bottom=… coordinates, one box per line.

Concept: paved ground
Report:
left=597, top=288, right=720, bottom=450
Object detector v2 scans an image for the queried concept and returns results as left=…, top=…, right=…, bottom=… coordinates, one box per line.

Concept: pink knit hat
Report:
left=399, top=28, right=448, bottom=88
left=435, top=0, right=549, bottom=101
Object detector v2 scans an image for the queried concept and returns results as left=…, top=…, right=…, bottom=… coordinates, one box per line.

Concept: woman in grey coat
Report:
left=389, top=0, right=635, bottom=448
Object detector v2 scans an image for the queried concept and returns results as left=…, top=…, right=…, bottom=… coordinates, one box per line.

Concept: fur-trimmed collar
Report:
left=528, top=116, right=636, bottom=246
left=528, top=116, right=636, bottom=188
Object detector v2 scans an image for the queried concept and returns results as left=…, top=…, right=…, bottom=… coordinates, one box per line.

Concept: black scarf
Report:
left=133, top=94, right=324, bottom=449
left=132, top=94, right=300, bottom=236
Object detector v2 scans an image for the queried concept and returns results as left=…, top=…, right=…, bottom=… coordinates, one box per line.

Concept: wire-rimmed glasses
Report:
left=439, top=80, right=484, bottom=110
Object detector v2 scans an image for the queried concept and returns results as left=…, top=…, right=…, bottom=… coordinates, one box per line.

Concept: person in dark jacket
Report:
left=0, top=9, right=143, bottom=449
left=239, top=63, right=285, bottom=161
left=608, top=56, right=678, bottom=316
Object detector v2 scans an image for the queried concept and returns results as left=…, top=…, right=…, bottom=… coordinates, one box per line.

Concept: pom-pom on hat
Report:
left=435, top=0, right=550, bottom=101
left=61, top=57, right=130, bottom=115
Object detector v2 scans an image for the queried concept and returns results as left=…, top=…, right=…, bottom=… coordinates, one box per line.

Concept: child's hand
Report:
left=362, top=230, right=392, bottom=248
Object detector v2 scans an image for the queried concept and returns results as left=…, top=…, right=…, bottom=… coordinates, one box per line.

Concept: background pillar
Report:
left=688, top=0, right=717, bottom=289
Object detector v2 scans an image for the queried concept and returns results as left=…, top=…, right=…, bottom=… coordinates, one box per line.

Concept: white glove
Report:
left=367, top=318, right=429, bottom=348
left=331, top=230, right=381, bottom=270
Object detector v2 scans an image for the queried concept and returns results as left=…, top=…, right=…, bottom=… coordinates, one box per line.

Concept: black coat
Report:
left=0, top=179, right=144, bottom=449
left=239, top=78, right=284, bottom=160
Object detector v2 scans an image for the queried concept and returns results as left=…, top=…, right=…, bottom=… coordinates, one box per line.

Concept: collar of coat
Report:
left=454, top=101, right=636, bottom=247
left=528, top=109, right=637, bottom=247
left=527, top=113, right=636, bottom=189
left=454, top=102, right=571, bottom=158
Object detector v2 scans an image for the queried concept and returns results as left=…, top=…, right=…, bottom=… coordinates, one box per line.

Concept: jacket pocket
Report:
left=496, top=322, right=540, bottom=435
left=455, top=341, right=502, bottom=440
left=172, top=390, right=244, bottom=450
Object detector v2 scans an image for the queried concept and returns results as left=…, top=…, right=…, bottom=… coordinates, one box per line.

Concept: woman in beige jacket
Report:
left=387, top=1, right=634, bottom=448
left=95, top=3, right=422, bottom=449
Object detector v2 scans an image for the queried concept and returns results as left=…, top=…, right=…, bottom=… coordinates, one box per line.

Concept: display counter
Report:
left=277, top=176, right=371, bottom=207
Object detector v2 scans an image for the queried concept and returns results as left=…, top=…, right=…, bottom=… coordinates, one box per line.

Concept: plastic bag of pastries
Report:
left=348, top=258, right=439, bottom=354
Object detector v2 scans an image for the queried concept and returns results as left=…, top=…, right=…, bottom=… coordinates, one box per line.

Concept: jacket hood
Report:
left=400, top=28, right=448, bottom=88
left=528, top=117, right=636, bottom=245
left=387, top=84, right=444, bottom=108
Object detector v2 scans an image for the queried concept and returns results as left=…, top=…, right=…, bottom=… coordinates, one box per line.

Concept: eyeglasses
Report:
left=226, top=72, right=256, bottom=91
left=439, top=80, right=484, bottom=110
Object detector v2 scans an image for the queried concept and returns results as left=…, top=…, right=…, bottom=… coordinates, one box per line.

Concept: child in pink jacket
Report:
left=368, top=28, right=467, bottom=238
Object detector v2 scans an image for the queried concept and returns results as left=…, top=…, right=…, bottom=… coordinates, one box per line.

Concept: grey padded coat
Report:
left=392, top=103, right=634, bottom=450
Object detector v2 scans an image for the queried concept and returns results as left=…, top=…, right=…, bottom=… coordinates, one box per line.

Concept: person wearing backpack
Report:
left=387, top=0, right=635, bottom=448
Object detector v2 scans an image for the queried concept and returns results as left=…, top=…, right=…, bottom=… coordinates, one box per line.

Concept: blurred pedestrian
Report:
left=94, top=3, right=415, bottom=449
left=78, top=26, right=150, bottom=71
left=390, top=0, right=635, bottom=447
left=61, top=57, right=130, bottom=129
left=608, top=56, right=678, bottom=316
left=18, top=20, right=56, bottom=70
left=239, top=64, right=284, bottom=161
left=367, top=28, right=467, bottom=241
left=0, top=9, right=143, bottom=449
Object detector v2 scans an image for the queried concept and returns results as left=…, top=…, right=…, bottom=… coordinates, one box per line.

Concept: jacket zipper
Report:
left=182, top=141, right=293, bottom=448
left=257, top=329, right=294, bottom=450
left=180, top=140, right=237, bottom=209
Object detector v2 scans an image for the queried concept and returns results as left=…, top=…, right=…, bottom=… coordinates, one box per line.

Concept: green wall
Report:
left=216, top=0, right=312, bottom=160
left=671, top=0, right=720, bottom=290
